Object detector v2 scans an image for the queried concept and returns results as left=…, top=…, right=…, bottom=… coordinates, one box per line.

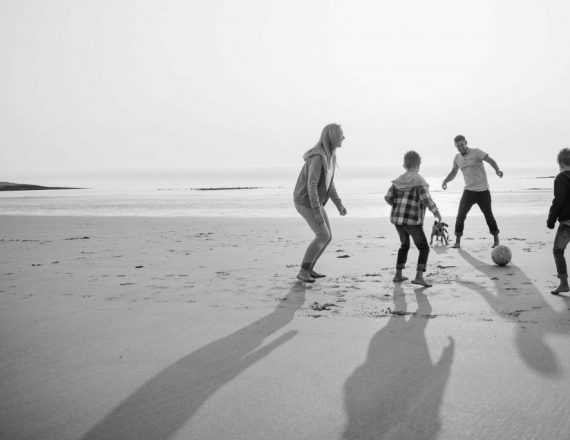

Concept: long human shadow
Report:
left=342, top=285, right=455, bottom=440
left=80, top=283, right=306, bottom=440
left=457, top=249, right=570, bottom=376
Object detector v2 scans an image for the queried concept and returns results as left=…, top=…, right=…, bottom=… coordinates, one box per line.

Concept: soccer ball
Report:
left=491, top=245, right=512, bottom=267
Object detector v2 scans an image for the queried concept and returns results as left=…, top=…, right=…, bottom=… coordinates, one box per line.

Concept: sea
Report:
left=0, top=167, right=556, bottom=218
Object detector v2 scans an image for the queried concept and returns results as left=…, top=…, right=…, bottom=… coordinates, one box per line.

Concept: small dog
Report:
left=430, top=220, right=449, bottom=245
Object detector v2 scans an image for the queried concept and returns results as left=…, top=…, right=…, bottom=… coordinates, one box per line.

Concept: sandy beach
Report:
left=1, top=214, right=569, bottom=440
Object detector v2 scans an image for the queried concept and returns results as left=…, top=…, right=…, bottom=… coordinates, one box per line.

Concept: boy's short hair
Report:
left=558, top=148, right=570, bottom=166
left=403, top=150, right=421, bottom=169
left=454, top=135, right=466, bottom=143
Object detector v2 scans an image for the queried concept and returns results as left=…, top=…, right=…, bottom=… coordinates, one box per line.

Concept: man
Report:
left=442, top=135, right=503, bottom=248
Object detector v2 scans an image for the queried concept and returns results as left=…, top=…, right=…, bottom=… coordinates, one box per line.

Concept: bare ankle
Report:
left=393, top=270, right=408, bottom=282
left=411, top=276, right=432, bottom=288
left=551, top=277, right=569, bottom=294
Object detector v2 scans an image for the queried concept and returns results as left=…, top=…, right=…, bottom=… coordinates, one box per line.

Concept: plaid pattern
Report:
left=385, top=185, right=440, bottom=226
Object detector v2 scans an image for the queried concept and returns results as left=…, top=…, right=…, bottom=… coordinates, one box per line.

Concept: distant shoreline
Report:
left=158, top=186, right=262, bottom=191
left=0, top=182, right=84, bottom=191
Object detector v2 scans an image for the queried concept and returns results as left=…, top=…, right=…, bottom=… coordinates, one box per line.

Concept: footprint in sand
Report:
left=391, top=310, right=411, bottom=316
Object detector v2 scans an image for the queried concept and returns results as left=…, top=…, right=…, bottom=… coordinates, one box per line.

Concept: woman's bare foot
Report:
left=310, top=270, right=326, bottom=278
left=411, top=277, right=432, bottom=288
left=393, top=275, right=409, bottom=282
left=451, top=242, right=461, bottom=249
left=551, top=282, right=570, bottom=295
left=296, top=270, right=315, bottom=283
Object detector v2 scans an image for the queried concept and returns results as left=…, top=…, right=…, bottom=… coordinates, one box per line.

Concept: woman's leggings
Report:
left=295, top=203, right=332, bottom=270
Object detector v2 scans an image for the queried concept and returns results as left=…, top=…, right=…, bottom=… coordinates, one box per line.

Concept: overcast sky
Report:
left=1, top=0, right=569, bottom=179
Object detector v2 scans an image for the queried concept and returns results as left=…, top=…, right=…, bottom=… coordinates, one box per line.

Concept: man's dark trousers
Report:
left=455, top=189, right=499, bottom=237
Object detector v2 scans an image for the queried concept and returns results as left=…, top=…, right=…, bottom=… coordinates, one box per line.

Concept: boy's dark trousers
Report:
left=395, top=224, right=429, bottom=272
left=553, top=224, right=570, bottom=278
left=455, top=189, right=500, bottom=237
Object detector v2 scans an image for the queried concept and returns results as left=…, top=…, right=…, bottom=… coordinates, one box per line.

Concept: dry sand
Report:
left=1, top=214, right=569, bottom=440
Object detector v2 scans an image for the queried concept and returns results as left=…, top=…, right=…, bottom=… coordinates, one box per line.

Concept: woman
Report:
left=293, top=123, right=347, bottom=283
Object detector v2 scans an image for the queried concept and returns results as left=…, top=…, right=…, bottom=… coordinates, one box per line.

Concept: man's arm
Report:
left=442, top=162, right=459, bottom=190
left=547, top=175, right=567, bottom=229
left=483, top=155, right=504, bottom=178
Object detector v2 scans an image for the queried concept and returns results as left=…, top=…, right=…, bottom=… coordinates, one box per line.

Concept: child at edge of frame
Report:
left=547, top=147, right=570, bottom=295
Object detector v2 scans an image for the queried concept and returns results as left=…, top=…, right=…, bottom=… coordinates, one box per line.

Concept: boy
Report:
left=547, top=148, right=570, bottom=295
left=385, top=151, right=442, bottom=287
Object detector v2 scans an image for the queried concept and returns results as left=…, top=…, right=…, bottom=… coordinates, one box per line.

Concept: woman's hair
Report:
left=317, top=123, right=343, bottom=158
left=404, top=150, right=421, bottom=169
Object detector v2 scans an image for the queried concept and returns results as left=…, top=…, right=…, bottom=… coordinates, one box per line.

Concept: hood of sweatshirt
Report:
left=303, top=144, right=337, bottom=172
left=303, top=144, right=329, bottom=162
left=391, top=171, right=429, bottom=190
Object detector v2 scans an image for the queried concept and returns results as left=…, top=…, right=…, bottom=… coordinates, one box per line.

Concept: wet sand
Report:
left=1, top=214, right=569, bottom=440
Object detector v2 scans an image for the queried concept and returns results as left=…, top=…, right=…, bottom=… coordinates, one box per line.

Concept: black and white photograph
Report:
left=1, top=1, right=570, bottom=439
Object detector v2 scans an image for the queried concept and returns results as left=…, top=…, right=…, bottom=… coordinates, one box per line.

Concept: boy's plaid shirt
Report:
left=385, top=185, right=440, bottom=225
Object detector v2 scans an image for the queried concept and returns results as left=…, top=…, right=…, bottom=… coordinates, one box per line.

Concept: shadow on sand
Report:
left=431, top=243, right=451, bottom=256
left=342, top=285, right=454, bottom=440
left=457, top=249, right=570, bottom=377
left=80, top=283, right=306, bottom=440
